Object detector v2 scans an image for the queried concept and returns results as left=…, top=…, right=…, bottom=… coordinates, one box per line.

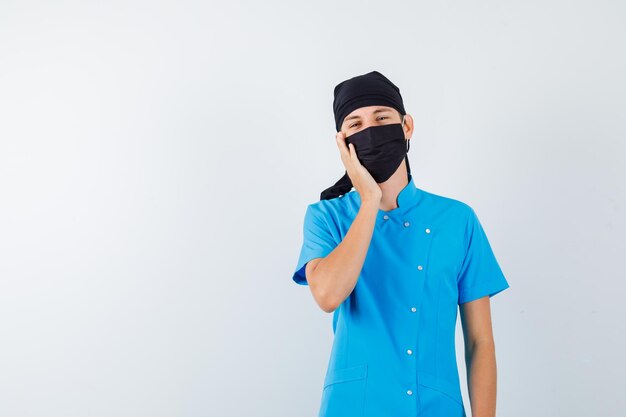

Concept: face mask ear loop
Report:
left=402, top=115, right=410, bottom=153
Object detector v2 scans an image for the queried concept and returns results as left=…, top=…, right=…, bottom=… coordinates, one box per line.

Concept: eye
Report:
left=378, top=116, right=388, bottom=120
left=349, top=122, right=360, bottom=128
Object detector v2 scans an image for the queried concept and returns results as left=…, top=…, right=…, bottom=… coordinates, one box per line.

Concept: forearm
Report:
left=465, top=340, right=498, bottom=417
left=312, top=199, right=379, bottom=311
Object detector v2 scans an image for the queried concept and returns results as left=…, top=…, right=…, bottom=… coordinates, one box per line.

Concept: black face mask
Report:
left=345, top=119, right=407, bottom=183
left=320, top=117, right=410, bottom=200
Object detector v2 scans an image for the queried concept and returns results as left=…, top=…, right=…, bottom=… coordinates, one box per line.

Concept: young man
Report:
left=292, top=70, right=510, bottom=417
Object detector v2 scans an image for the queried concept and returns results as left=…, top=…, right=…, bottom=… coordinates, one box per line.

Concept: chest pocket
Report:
left=319, top=364, right=368, bottom=417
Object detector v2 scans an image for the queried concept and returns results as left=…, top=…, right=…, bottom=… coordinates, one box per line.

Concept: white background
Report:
left=1, top=1, right=625, bottom=416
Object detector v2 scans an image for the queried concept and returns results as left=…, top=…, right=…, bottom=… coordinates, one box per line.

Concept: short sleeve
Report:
left=292, top=204, right=338, bottom=286
left=457, top=207, right=510, bottom=304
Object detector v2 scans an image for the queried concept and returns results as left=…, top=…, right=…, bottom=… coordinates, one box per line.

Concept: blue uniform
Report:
left=292, top=173, right=510, bottom=417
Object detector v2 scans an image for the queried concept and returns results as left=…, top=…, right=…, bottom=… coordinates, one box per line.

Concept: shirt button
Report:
left=417, top=265, right=423, bottom=271
left=411, top=307, right=417, bottom=312
left=407, top=349, right=413, bottom=355
left=425, top=228, right=431, bottom=234
left=383, top=215, right=389, bottom=220
left=407, top=389, right=413, bottom=396
left=404, top=221, right=410, bottom=227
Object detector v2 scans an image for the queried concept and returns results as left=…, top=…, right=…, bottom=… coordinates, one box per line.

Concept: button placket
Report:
left=407, top=226, right=432, bottom=399
left=406, top=217, right=420, bottom=397
left=389, top=211, right=428, bottom=400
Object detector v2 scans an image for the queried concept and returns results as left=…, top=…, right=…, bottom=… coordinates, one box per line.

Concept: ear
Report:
left=401, top=113, right=413, bottom=139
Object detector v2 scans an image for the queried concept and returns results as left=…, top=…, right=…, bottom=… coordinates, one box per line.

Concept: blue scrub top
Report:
left=292, top=173, right=510, bottom=417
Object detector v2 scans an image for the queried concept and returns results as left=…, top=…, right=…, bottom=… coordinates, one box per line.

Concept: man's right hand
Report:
left=336, top=131, right=382, bottom=203
left=305, top=132, right=382, bottom=313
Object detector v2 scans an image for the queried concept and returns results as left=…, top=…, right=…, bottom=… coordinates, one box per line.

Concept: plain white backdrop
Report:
left=1, top=1, right=625, bottom=416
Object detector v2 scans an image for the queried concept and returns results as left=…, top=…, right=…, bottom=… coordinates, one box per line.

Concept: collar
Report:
left=354, top=172, right=423, bottom=218
left=395, top=172, right=421, bottom=211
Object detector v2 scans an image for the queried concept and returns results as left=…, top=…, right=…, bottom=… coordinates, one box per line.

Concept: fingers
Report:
left=336, top=131, right=350, bottom=166
left=336, top=131, right=348, bottom=154
left=337, top=130, right=365, bottom=175
left=348, top=143, right=356, bottom=163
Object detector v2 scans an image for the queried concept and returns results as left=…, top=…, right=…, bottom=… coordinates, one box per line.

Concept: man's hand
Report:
left=305, top=132, right=383, bottom=313
left=336, top=131, right=382, bottom=203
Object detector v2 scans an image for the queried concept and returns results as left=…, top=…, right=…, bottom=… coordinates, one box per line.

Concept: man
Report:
left=292, top=70, right=510, bottom=417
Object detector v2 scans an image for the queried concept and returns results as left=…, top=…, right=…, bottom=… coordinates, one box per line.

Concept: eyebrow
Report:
left=344, top=108, right=393, bottom=123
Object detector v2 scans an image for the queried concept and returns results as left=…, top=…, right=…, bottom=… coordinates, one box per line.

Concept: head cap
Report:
left=333, top=70, right=406, bottom=132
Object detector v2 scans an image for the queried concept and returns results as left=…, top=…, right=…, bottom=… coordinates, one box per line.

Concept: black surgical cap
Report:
left=333, top=70, right=406, bottom=132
